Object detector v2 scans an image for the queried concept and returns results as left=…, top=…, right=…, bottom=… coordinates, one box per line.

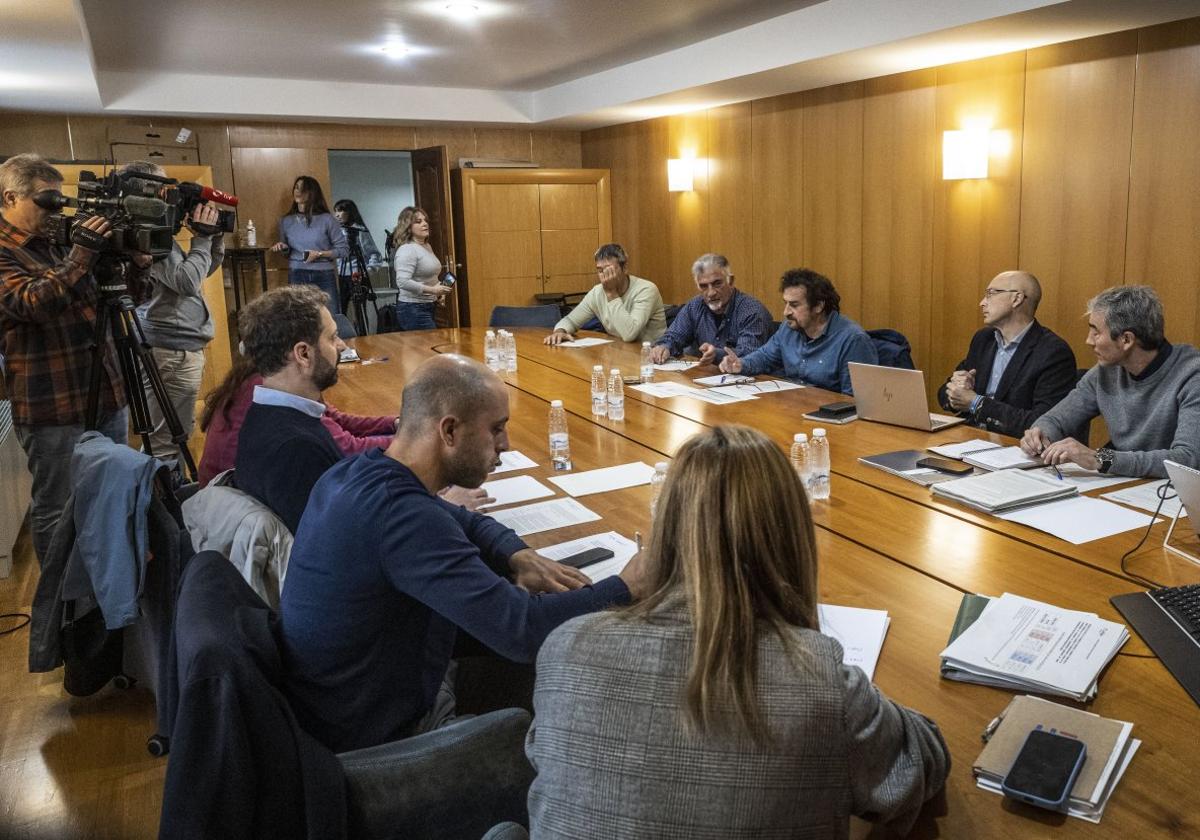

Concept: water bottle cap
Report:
left=593, top=364, right=603, bottom=371
left=793, top=433, right=807, bottom=443
left=610, top=368, right=620, bottom=375
left=655, top=461, right=668, bottom=471
left=813, top=428, right=827, bottom=437
left=550, top=399, right=563, bottom=407
left=486, top=329, right=495, bottom=336
left=642, top=342, right=651, bottom=348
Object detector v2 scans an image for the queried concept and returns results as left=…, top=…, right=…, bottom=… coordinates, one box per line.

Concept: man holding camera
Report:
left=121, top=161, right=225, bottom=470
left=0, top=153, right=127, bottom=566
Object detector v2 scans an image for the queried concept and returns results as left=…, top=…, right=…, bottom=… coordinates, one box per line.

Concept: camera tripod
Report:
left=341, top=228, right=378, bottom=337
left=85, top=255, right=198, bottom=482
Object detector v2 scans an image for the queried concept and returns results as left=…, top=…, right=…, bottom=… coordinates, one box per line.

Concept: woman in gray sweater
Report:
left=523, top=425, right=950, bottom=839
left=390, top=205, right=450, bottom=331
left=271, top=176, right=348, bottom=314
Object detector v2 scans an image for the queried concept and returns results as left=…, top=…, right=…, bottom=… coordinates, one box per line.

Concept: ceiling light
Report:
left=379, top=42, right=412, bottom=57
left=444, top=2, right=480, bottom=17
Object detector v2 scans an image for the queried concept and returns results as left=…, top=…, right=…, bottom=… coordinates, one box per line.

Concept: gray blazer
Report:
left=526, top=600, right=949, bottom=839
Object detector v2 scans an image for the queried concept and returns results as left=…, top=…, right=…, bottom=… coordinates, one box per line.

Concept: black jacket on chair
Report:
left=937, top=321, right=1078, bottom=439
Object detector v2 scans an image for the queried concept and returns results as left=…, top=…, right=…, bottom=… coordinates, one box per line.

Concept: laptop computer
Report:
left=1110, top=459, right=1200, bottom=709
left=848, top=362, right=965, bottom=432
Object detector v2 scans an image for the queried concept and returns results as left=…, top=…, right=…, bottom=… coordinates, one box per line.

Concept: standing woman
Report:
left=390, top=205, right=449, bottom=331
left=332, top=198, right=383, bottom=314
left=272, top=176, right=348, bottom=313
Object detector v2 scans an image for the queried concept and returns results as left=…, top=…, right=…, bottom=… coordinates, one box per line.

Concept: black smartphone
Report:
left=1001, top=729, right=1087, bottom=810
left=558, top=547, right=615, bottom=569
left=303, top=249, right=315, bottom=260
left=819, top=400, right=857, bottom=417
left=915, top=456, right=974, bottom=475
left=442, top=272, right=457, bottom=288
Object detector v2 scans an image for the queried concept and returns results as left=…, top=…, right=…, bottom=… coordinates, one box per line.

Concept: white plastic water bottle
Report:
left=790, top=433, right=810, bottom=485
left=502, top=330, right=518, bottom=372
left=484, top=330, right=501, bottom=371
left=548, top=400, right=571, bottom=471
left=245, top=219, right=257, bottom=247
left=808, top=428, right=830, bottom=501
left=650, top=461, right=669, bottom=517
left=590, top=365, right=608, bottom=417
left=640, top=342, right=654, bottom=383
left=607, top=368, right=625, bottom=421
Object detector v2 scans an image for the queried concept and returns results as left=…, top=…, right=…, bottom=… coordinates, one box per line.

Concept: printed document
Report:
left=927, top=440, right=1001, bottom=459
left=488, top=498, right=601, bottom=536
left=1102, top=479, right=1184, bottom=518
left=479, top=475, right=555, bottom=509
left=962, top=445, right=1042, bottom=471
left=997, top=496, right=1157, bottom=544
left=539, top=531, right=638, bottom=583
left=1027, top=464, right=1137, bottom=492
left=694, top=374, right=753, bottom=386
left=549, top=461, right=656, bottom=497
left=490, top=450, right=538, bottom=474
left=561, top=337, right=612, bottom=348
left=818, top=604, right=890, bottom=680
left=652, top=360, right=699, bottom=371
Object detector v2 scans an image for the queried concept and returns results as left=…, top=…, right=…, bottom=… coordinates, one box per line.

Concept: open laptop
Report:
left=848, top=362, right=965, bottom=432
left=1110, top=460, right=1200, bottom=709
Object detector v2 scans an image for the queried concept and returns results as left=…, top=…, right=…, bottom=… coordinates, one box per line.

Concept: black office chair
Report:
left=489, top=305, right=562, bottom=329
left=867, top=328, right=915, bottom=369
left=664, top=303, right=683, bottom=327
left=333, top=313, right=357, bottom=339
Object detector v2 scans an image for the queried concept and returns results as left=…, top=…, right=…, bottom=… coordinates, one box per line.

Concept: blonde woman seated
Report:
left=525, top=425, right=949, bottom=839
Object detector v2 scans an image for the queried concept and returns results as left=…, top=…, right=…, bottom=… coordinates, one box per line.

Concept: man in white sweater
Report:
left=544, top=243, right=666, bottom=345
left=1021, top=285, right=1200, bottom=478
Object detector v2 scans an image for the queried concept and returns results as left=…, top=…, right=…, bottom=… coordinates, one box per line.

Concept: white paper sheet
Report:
left=490, top=450, right=539, bottom=474
left=488, top=498, right=601, bottom=536
left=652, top=360, right=699, bottom=371
left=964, top=445, right=1042, bottom=470
left=927, top=440, right=1001, bottom=459
left=538, top=531, right=639, bottom=583
left=997, top=496, right=1157, bottom=544
left=692, top=386, right=759, bottom=404
left=561, top=337, right=612, bottom=347
left=479, top=475, right=555, bottom=509
left=549, top=461, right=656, bottom=497
left=694, top=374, right=753, bottom=386
left=1027, top=464, right=1137, bottom=492
left=1102, top=479, right=1185, bottom=518
left=629, top=382, right=707, bottom=399
left=818, top=604, right=891, bottom=680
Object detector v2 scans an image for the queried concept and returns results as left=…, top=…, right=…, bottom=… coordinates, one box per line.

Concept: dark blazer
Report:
left=937, top=320, right=1077, bottom=438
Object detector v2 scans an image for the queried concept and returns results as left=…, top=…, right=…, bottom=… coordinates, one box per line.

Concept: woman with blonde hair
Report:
left=523, top=425, right=949, bottom=839
left=390, top=205, right=450, bottom=331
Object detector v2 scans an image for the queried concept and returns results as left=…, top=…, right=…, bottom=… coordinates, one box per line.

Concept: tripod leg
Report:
left=86, top=303, right=111, bottom=430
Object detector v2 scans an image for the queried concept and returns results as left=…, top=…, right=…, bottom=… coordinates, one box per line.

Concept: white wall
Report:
left=327, top=150, right=415, bottom=255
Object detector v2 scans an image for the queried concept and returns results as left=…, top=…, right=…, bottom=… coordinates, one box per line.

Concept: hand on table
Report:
left=697, top=343, right=719, bottom=367
left=544, top=329, right=572, bottom=346
left=438, top=485, right=495, bottom=511
left=649, top=344, right=672, bottom=365
left=718, top=347, right=743, bottom=374
left=509, top=548, right=590, bottom=593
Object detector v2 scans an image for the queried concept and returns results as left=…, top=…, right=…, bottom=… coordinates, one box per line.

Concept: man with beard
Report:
left=280, top=354, right=648, bottom=752
left=649, top=253, right=772, bottom=366
left=234, top=285, right=348, bottom=533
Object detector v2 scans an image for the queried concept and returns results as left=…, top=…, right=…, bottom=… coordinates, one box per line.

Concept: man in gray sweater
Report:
left=1021, top=285, right=1200, bottom=478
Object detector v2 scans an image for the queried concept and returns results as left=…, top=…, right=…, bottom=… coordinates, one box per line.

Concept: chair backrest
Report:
left=867, top=328, right=915, bottom=370
left=333, top=314, right=357, bottom=339
left=664, top=303, right=683, bottom=327
left=488, top=305, right=562, bottom=329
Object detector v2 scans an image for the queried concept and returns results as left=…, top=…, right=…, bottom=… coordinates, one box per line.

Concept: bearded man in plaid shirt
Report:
left=0, top=153, right=128, bottom=566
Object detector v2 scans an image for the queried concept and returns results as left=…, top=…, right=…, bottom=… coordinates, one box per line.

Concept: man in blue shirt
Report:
left=720, top=268, right=877, bottom=394
left=281, top=354, right=649, bottom=752
left=649, top=253, right=773, bottom=366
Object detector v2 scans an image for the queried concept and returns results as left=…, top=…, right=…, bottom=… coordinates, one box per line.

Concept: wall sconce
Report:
left=942, top=128, right=990, bottom=180
left=667, top=158, right=694, bottom=192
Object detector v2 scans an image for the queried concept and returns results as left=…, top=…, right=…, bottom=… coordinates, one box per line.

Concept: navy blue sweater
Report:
left=280, top=448, right=631, bottom=752
left=235, top=402, right=342, bottom=534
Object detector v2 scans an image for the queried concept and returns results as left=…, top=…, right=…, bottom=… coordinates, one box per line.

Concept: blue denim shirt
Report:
left=653, top=289, right=774, bottom=362
left=739, top=311, right=878, bottom=394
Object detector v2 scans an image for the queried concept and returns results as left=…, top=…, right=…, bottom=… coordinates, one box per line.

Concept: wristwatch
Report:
left=1095, top=447, right=1115, bottom=474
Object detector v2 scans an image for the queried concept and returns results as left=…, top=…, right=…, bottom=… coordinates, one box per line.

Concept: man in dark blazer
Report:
left=937, top=271, right=1077, bottom=438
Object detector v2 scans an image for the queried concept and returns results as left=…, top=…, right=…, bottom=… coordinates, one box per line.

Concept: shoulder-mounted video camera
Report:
left=33, top=169, right=239, bottom=259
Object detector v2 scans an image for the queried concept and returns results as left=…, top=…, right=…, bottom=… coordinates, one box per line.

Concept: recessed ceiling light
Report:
left=444, top=2, right=480, bottom=18
left=379, top=42, right=412, bottom=57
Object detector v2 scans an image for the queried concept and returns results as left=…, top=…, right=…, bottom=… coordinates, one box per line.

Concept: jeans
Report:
left=396, top=302, right=436, bottom=331
left=140, top=346, right=205, bottom=467
left=15, top=408, right=129, bottom=567
left=289, top=268, right=340, bottom=314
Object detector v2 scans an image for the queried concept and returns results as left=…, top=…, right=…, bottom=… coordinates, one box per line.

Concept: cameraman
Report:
left=121, top=161, right=225, bottom=471
left=0, top=153, right=127, bottom=567
left=333, top=199, right=382, bottom=314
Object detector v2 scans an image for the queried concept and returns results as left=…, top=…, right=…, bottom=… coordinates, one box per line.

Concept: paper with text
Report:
left=490, top=450, right=538, bottom=475
left=818, top=604, right=891, bottom=681
left=539, top=531, right=638, bottom=583
left=488, top=498, right=601, bottom=536
left=562, top=337, right=613, bottom=348
left=1102, top=479, right=1184, bottom=518
left=479, top=475, right=556, bottom=510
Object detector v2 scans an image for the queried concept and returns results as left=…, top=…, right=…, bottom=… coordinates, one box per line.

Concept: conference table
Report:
left=327, top=326, right=1200, bottom=839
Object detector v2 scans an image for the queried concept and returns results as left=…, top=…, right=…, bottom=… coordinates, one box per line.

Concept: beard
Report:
left=313, top=352, right=339, bottom=391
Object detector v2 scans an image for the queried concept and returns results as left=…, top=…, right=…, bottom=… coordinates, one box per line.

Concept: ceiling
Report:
left=3, top=0, right=1200, bottom=128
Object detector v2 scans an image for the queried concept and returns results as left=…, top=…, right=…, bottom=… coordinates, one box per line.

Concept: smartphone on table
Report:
left=558, top=547, right=615, bottom=569
left=1001, top=729, right=1086, bottom=811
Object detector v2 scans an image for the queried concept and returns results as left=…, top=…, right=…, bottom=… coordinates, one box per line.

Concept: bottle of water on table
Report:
left=607, top=369, right=625, bottom=421
left=640, top=342, right=654, bottom=383
left=808, top=428, right=830, bottom=501
left=549, top=400, right=571, bottom=471
left=590, top=365, right=608, bottom=417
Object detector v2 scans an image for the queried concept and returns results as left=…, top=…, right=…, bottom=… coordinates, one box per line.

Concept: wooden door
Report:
left=411, top=146, right=460, bottom=326
left=539, top=183, right=600, bottom=296
left=470, top=183, right=543, bottom=326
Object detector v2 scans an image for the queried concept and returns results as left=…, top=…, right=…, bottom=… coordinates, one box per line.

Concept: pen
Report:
left=982, top=714, right=1003, bottom=742
left=635, top=531, right=642, bottom=553
left=1052, top=465, right=1063, bottom=480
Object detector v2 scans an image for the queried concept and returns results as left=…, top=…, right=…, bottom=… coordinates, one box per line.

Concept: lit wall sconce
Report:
left=667, top=158, right=694, bottom=192
left=942, top=128, right=990, bottom=180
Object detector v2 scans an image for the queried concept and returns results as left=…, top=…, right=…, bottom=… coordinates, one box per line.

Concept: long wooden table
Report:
left=327, top=327, right=1200, bottom=839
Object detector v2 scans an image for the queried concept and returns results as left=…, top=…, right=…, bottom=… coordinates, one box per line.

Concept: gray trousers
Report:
left=15, top=409, right=129, bottom=567
left=140, top=346, right=205, bottom=466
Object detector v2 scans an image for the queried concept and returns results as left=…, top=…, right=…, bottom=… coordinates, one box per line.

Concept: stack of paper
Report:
left=973, top=695, right=1140, bottom=823
left=859, top=450, right=963, bottom=487
left=818, top=604, right=890, bottom=680
left=939, top=593, right=1129, bottom=701
left=927, top=440, right=1002, bottom=459
left=962, top=445, right=1042, bottom=471
left=931, top=468, right=1077, bottom=513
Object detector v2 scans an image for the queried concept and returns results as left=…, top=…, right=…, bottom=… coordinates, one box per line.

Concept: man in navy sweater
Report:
left=235, top=285, right=347, bottom=534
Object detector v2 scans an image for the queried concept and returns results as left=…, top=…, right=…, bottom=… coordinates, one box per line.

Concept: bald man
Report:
left=936, top=271, right=1077, bottom=438
left=280, top=354, right=647, bottom=752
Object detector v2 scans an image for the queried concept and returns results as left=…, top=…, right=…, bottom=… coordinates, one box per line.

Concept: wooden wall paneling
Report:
left=193, top=122, right=236, bottom=195
left=0, top=114, right=71, bottom=158
left=230, top=147, right=332, bottom=289
left=532, top=130, right=584, bottom=168
left=541, top=229, right=600, bottom=296
left=706, top=103, right=754, bottom=304
left=474, top=183, right=543, bottom=322
left=862, top=69, right=937, bottom=372
left=227, top=122, right=418, bottom=151
left=750, top=92, right=804, bottom=310
left=619, top=119, right=670, bottom=297
left=665, top=112, right=710, bottom=305
left=475, top=128, right=532, bottom=161
left=62, top=116, right=113, bottom=162
left=801, top=82, right=864, bottom=320
left=476, top=183, right=541, bottom=231
left=414, top=127, right=477, bottom=164
left=931, top=52, right=1026, bottom=388
left=539, top=183, right=597, bottom=229
left=1127, top=19, right=1200, bottom=347
left=1020, top=31, right=1137, bottom=364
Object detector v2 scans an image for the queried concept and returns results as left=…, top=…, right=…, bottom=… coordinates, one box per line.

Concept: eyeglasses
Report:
left=983, top=288, right=1020, bottom=298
